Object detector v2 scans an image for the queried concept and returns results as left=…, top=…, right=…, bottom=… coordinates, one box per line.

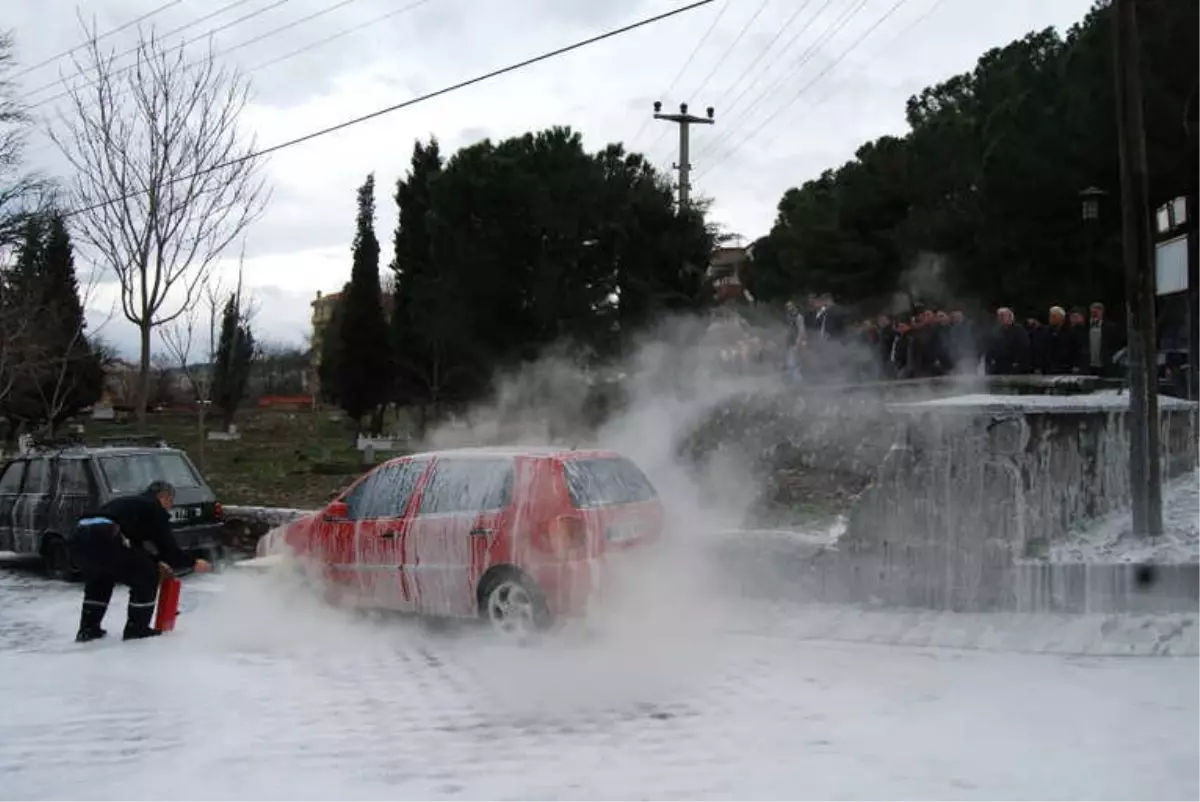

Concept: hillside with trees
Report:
left=747, top=0, right=1198, bottom=317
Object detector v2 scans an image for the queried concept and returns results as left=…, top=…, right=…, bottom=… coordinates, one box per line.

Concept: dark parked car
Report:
left=0, top=437, right=225, bottom=580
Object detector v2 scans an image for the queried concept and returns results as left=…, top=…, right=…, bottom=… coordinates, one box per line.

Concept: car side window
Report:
left=356, top=459, right=429, bottom=520
left=418, top=458, right=514, bottom=515
left=0, top=462, right=25, bottom=494
left=340, top=475, right=374, bottom=521
left=341, top=459, right=428, bottom=521
left=23, top=459, right=50, bottom=494
left=58, top=460, right=92, bottom=495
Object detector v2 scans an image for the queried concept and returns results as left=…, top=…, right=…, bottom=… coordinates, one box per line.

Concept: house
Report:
left=309, top=288, right=394, bottom=398
left=707, top=244, right=754, bottom=304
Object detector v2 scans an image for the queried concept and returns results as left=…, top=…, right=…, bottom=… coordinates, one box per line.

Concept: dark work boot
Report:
left=123, top=599, right=162, bottom=641
left=76, top=599, right=109, bottom=642
left=123, top=627, right=162, bottom=641
left=75, top=626, right=107, bottom=643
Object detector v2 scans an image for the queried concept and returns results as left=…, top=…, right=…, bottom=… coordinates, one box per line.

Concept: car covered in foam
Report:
left=264, top=446, right=663, bottom=635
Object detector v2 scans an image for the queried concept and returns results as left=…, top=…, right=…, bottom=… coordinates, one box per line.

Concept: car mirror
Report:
left=325, top=500, right=349, bottom=521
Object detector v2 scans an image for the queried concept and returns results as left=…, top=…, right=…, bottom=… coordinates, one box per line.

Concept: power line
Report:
left=628, top=0, right=729, bottom=153
left=10, top=0, right=189, bottom=80
left=798, top=0, right=951, bottom=118
left=693, top=0, right=869, bottom=163
left=245, top=0, right=438, bottom=75
left=188, top=0, right=368, bottom=72
left=63, top=0, right=716, bottom=220
left=32, top=0, right=373, bottom=115
left=694, top=0, right=864, bottom=161
left=711, top=0, right=837, bottom=127
left=688, top=0, right=772, bottom=100
left=26, top=0, right=437, bottom=160
left=697, top=0, right=913, bottom=182
left=706, top=0, right=949, bottom=182
left=705, top=0, right=821, bottom=117
left=645, top=0, right=771, bottom=161
left=21, top=0, right=279, bottom=106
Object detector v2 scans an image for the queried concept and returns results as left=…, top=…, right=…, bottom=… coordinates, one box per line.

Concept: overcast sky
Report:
left=8, top=0, right=1095, bottom=358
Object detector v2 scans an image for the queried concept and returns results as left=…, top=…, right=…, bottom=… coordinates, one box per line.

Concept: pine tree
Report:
left=9, top=215, right=44, bottom=299
left=335, top=173, right=392, bottom=429
left=391, top=138, right=443, bottom=420
left=0, top=212, right=103, bottom=429
left=211, top=291, right=256, bottom=430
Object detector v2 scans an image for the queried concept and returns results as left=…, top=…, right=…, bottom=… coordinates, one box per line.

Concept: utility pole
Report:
left=1113, top=0, right=1163, bottom=536
left=1180, top=78, right=1200, bottom=401
left=652, top=100, right=715, bottom=211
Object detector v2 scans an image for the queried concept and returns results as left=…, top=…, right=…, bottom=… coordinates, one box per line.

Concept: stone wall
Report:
left=828, top=396, right=1198, bottom=611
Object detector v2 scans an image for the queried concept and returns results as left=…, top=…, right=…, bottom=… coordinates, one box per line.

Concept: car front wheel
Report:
left=480, top=571, right=551, bottom=640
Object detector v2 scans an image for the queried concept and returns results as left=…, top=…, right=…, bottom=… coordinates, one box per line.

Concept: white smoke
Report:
left=219, top=299, right=1003, bottom=720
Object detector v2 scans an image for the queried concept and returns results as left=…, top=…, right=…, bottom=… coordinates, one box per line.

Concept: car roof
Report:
left=8, top=445, right=184, bottom=460
left=400, top=445, right=623, bottom=462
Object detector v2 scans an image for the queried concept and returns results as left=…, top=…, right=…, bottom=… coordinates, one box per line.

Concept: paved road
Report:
left=0, top=562, right=1196, bottom=801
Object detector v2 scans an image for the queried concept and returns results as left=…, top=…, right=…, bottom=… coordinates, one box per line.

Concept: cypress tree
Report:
left=211, top=292, right=256, bottom=430
left=335, top=173, right=392, bottom=429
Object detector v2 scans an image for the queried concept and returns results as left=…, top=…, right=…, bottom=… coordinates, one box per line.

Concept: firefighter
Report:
left=71, top=480, right=212, bottom=642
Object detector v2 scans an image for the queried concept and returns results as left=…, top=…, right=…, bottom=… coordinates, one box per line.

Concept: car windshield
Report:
left=98, top=452, right=202, bottom=495
left=562, top=457, right=657, bottom=508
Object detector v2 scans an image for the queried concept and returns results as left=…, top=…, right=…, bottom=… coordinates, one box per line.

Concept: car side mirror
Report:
left=325, top=500, right=349, bottom=521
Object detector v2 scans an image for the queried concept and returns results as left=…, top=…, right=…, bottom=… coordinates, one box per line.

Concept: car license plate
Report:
left=605, top=520, right=639, bottom=543
left=170, top=507, right=192, bottom=524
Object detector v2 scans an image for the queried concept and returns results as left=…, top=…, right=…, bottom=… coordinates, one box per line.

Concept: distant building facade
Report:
left=707, top=244, right=754, bottom=304
left=309, top=288, right=394, bottom=399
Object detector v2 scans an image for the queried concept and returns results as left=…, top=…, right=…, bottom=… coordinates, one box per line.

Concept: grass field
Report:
left=86, top=408, right=393, bottom=509
left=80, top=406, right=852, bottom=526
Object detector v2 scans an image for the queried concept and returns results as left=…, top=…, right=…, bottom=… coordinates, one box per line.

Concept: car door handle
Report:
left=380, top=530, right=400, bottom=540
left=469, top=527, right=493, bottom=537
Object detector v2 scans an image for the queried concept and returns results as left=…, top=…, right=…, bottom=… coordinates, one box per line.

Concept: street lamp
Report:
left=1080, top=186, right=1107, bottom=221
left=1080, top=186, right=1108, bottom=303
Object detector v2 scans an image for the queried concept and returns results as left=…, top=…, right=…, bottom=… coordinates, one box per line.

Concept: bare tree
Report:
left=50, top=24, right=269, bottom=423
left=0, top=30, right=52, bottom=248
left=160, top=277, right=225, bottom=470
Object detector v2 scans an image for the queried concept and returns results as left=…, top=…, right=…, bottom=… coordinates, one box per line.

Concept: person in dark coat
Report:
left=905, top=308, right=950, bottom=377
left=1043, top=306, right=1081, bottom=374
left=1027, top=316, right=1050, bottom=373
left=985, top=307, right=1032, bottom=375
left=1079, top=301, right=1124, bottom=377
left=945, top=309, right=978, bottom=371
left=71, top=481, right=212, bottom=642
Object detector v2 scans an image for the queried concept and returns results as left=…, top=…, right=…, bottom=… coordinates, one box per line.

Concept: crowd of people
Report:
left=782, top=294, right=1126, bottom=383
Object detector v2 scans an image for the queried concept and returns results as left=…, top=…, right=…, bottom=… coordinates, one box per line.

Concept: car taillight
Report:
left=549, top=514, right=586, bottom=558
left=214, top=501, right=224, bottom=520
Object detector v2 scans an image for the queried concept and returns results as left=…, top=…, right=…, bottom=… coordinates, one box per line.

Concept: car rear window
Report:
left=562, top=457, right=657, bottom=508
left=98, top=453, right=202, bottom=495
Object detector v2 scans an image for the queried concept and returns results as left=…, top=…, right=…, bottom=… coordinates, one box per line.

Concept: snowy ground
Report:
left=1, top=556, right=1197, bottom=801
left=1050, top=470, right=1200, bottom=564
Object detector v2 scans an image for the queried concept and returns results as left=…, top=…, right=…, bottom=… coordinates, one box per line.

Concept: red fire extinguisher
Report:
left=154, top=575, right=182, bottom=632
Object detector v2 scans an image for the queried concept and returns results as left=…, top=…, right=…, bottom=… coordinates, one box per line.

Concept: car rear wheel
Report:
left=480, top=572, right=551, bottom=640
left=42, top=536, right=75, bottom=582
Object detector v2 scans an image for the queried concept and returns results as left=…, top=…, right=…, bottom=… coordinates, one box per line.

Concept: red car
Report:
left=274, top=447, right=663, bottom=636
